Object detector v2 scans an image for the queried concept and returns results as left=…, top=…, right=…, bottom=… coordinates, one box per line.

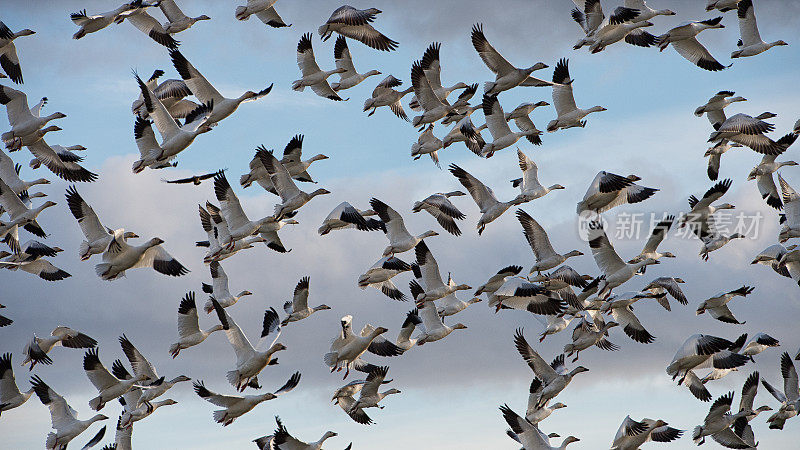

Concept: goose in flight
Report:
left=332, top=36, right=381, bottom=91
left=501, top=403, right=580, bottom=450
left=470, top=23, right=549, bottom=95
left=293, top=34, right=346, bottom=101
left=412, top=191, right=466, bottom=236
left=628, top=215, right=675, bottom=266
left=547, top=58, right=606, bottom=132
left=449, top=164, right=524, bottom=235
left=1, top=353, right=34, bottom=413
left=577, top=171, right=657, bottom=214
left=30, top=375, right=109, bottom=450
left=504, top=101, right=549, bottom=146
left=656, top=17, right=728, bottom=71
left=170, top=49, right=272, bottom=124
left=159, top=0, right=211, bottom=34
left=0, top=85, right=66, bottom=149
left=281, top=277, right=331, bottom=326
left=169, top=291, right=228, bottom=358
left=0, top=244, right=70, bottom=281
left=572, top=2, right=655, bottom=53
left=525, top=378, right=567, bottom=424
left=751, top=243, right=796, bottom=278
left=410, top=60, right=453, bottom=128
left=563, top=316, right=619, bottom=361
left=21, top=326, right=96, bottom=370
left=358, top=256, right=412, bottom=301
left=369, top=197, right=438, bottom=255
left=240, top=136, right=328, bottom=192
left=731, top=0, right=788, bottom=58
left=527, top=265, right=591, bottom=310
left=318, top=6, right=398, bottom=51
left=681, top=178, right=735, bottom=231
left=193, top=372, right=300, bottom=426
left=162, top=171, right=218, bottom=185
left=410, top=124, right=443, bottom=167
left=254, top=416, right=340, bottom=450
left=196, top=203, right=267, bottom=263
left=706, top=0, right=741, bottom=12
left=201, top=261, right=252, bottom=313
left=642, top=277, right=687, bottom=311
left=512, top=149, right=565, bottom=203
left=324, top=315, right=403, bottom=378
left=747, top=151, right=797, bottom=209
left=118, top=391, right=177, bottom=429
left=610, top=416, right=683, bottom=450
left=704, top=140, right=743, bottom=181
left=778, top=174, right=800, bottom=243
left=517, top=209, right=583, bottom=274
left=728, top=372, right=773, bottom=448
left=514, top=329, right=589, bottom=407
left=600, top=292, right=658, bottom=344
left=409, top=285, right=468, bottom=345
left=587, top=220, right=660, bottom=299
left=124, top=7, right=180, bottom=48
left=95, top=232, right=188, bottom=280
left=236, top=0, right=290, bottom=28
left=23, top=140, right=97, bottom=183
left=666, top=334, right=750, bottom=384
left=761, top=352, right=800, bottom=429
left=131, top=71, right=198, bottom=120
left=258, top=148, right=330, bottom=220
left=0, top=20, right=35, bottom=84
left=480, top=94, right=541, bottom=157
left=83, top=348, right=149, bottom=411
left=70, top=4, right=137, bottom=40
left=331, top=379, right=375, bottom=425
left=119, top=335, right=191, bottom=405
left=692, top=391, right=754, bottom=447
left=488, top=276, right=566, bottom=315
left=740, top=333, right=780, bottom=358
left=412, top=241, right=471, bottom=304
left=363, top=75, right=412, bottom=120
left=347, top=366, right=400, bottom=414
left=0, top=177, right=55, bottom=240
left=213, top=170, right=284, bottom=248
left=319, top=201, right=381, bottom=235
left=1, top=96, right=60, bottom=151
left=408, top=42, right=470, bottom=111
left=695, top=90, right=747, bottom=128
left=0, top=150, right=50, bottom=194
left=709, top=112, right=798, bottom=155
left=697, top=285, right=754, bottom=324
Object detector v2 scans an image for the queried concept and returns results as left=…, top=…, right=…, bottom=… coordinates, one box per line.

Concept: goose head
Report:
left=657, top=9, right=676, bottom=16
left=363, top=97, right=376, bottom=111
left=236, top=290, right=253, bottom=298
left=320, top=431, right=338, bottom=441
left=209, top=324, right=225, bottom=333
left=770, top=40, right=789, bottom=49
left=40, top=200, right=57, bottom=210
left=309, top=188, right=331, bottom=198
left=626, top=175, right=642, bottom=182
left=15, top=29, right=36, bottom=37
left=90, top=414, right=109, bottom=423
left=523, top=62, right=549, bottom=74
left=33, top=178, right=51, bottom=186
left=41, top=125, right=62, bottom=134
left=551, top=402, right=567, bottom=410
left=588, top=106, right=607, bottom=113
left=310, top=153, right=329, bottom=162
left=661, top=252, right=676, bottom=258
left=454, top=283, right=472, bottom=292
left=781, top=161, right=799, bottom=168
left=562, top=436, right=581, bottom=446
left=195, top=15, right=211, bottom=21
left=270, top=342, right=287, bottom=353
left=603, top=321, right=620, bottom=332
left=420, top=230, right=439, bottom=239
left=47, top=112, right=67, bottom=121
left=147, top=237, right=165, bottom=247
left=27, top=192, right=47, bottom=200
left=365, top=70, right=382, bottom=78
left=548, top=184, right=566, bottom=191
left=716, top=203, right=735, bottom=210
left=171, top=375, right=191, bottom=383
left=239, top=91, right=260, bottom=102
left=452, top=323, right=468, bottom=330
left=569, top=366, right=589, bottom=376
left=383, top=388, right=401, bottom=395
left=564, top=250, right=584, bottom=259
left=123, top=231, right=139, bottom=239
left=467, top=297, right=482, bottom=305
left=699, top=17, right=724, bottom=30
left=156, top=399, right=178, bottom=408
left=314, top=304, right=332, bottom=311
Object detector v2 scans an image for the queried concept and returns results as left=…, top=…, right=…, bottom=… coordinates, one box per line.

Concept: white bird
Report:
left=695, top=90, right=747, bottom=127
left=235, top=0, right=290, bottom=28
left=21, top=327, right=95, bottom=370
left=369, top=197, right=438, bottom=255
left=362, top=75, right=412, bottom=120
left=324, top=315, right=404, bottom=378
left=412, top=241, right=471, bottom=304
left=118, top=334, right=190, bottom=406
left=254, top=416, right=340, bottom=450
left=610, top=416, right=683, bottom=450
left=706, top=0, right=741, bottom=12
left=318, top=6, right=398, bottom=51
left=501, top=403, right=580, bottom=450
left=761, top=352, right=800, bottom=429
left=0, top=353, right=34, bottom=413
left=480, top=95, right=541, bottom=157
left=410, top=124, right=443, bottom=167
left=258, top=148, right=330, bottom=220
left=731, top=0, right=788, bottom=58
left=709, top=112, right=797, bottom=155
left=409, top=60, right=453, bottom=128
left=30, top=375, right=108, bottom=450
left=118, top=390, right=177, bottom=429
left=0, top=20, right=35, bottom=84
left=293, top=33, right=347, bottom=101
left=65, top=186, right=139, bottom=261
left=241, top=135, right=328, bottom=192
left=697, top=285, right=754, bottom=324
left=0, top=85, right=65, bottom=149
left=512, top=149, right=565, bottom=203
left=704, top=140, right=743, bottom=181
left=547, top=58, right=606, bottom=132
left=410, top=286, right=468, bottom=346
left=168, top=291, right=227, bottom=358
left=656, top=17, right=728, bottom=71
left=600, top=292, right=658, bottom=344
left=94, top=232, right=188, bottom=281
left=577, top=171, right=657, bottom=214
left=779, top=174, right=800, bottom=243
left=692, top=391, right=753, bottom=447
left=741, top=333, right=780, bottom=358
left=525, top=377, right=567, bottom=424
left=628, top=215, right=676, bottom=267
left=331, top=380, right=375, bottom=425
left=587, top=220, right=660, bottom=299
left=489, top=276, right=567, bottom=315
left=642, top=277, right=688, bottom=311
left=281, top=277, right=331, bottom=326
left=474, top=265, right=523, bottom=300
left=83, top=349, right=149, bottom=411
left=357, top=256, right=412, bottom=301
left=681, top=178, right=735, bottom=234
left=436, top=274, right=482, bottom=317
left=572, top=3, right=655, bottom=53
left=69, top=4, right=136, bottom=40
left=159, top=0, right=211, bottom=34
left=212, top=170, right=281, bottom=248
left=747, top=152, right=797, bottom=210
left=666, top=334, right=750, bottom=384
left=470, top=23, right=550, bottom=95
left=517, top=209, right=583, bottom=274
left=201, top=261, right=252, bottom=313
left=131, top=71, right=197, bottom=119
left=751, top=243, right=796, bottom=278
left=348, top=366, right=400, bottom=413
left=124, top=7, right=180, bottom=48
left=319, top=201, right=381, bottom=236
left=331, top=36, right=381, bottom=91
left=193, top=372, right=300, bottom=426
left=563, top=316, right=619, bottom=361
left=409, top=42, right=470, bottom=110
left=411, top=191, right=466, bottom=236
left=449, top=164, right=525, bottom=235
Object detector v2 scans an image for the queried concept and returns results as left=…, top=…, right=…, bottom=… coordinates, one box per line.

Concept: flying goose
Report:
left=600, top=292, right=658, bottom=343
left=332, top=36, right=381, bottom=91
left=587, top=220, right=660, bottom=299
left=318, top=6, right=398, bottom=51
left=525, top=378, right=567, bottom=424
left=480, top=95, right=541, bottom=157
left=0, top=178, right=55, bottom=240
left=547, top=58, right=607, bottom=132
left=170, top=49, right=272, bottom=124
left=370, top=197, right=438, bottom=255
left=410, top=125, right=443, bottom=167
left=319, top=202, right=381, bottom=236
left=517, top=210, right=583, bottom=274
left=363, top=75, right=412, bottom=120
left=213, top=171, right=281, bottom=247
left=778, top=174, right=800, bottom=243
left=408, top=42, right=470, bottom=110
left=695, top=90, right=747, bottom=128
left=501, top=403, right=580, bottom=450
left=642, top=277, right=687, bottom=311
left=409, top=60, right=453, bottom=128
left=169, top=291, right=227, bottom=358
left=21, top=326, right=97, bottom=370
left=704, top=140, right=744, bottom=181
left=348, top=366, right=400, bottom=413
left=656, top=17, right=728, bottom=71
left=236, top=0, right=290, bottom=28
left=435, top=274, right=482, bottom=317
left=682, top=369, right=713, bottom=402
left=474, top=265, right=523, bottom=300
left=109, top=416, right=132, bottom=450
left=706, top=0, right=741, bottom=12
left=761, top=352, right=800, bottom=429
left=163, top=171, right=218, bottom=185
left=666, top=334, right=750, bottom=384
left=698, top=333, right=749, bottom=385
left=409, top=286, right=468, bottom=345
left=0, top=85, right=65, bottom=149
left=281, top=277, right=331, bottom=326
left=95, top=232, right=187, bottom=281
left=258, top=149, right=330, bottom=219
left=201, top=261, right=252, bottom=313
left=697, top=285, right=754, bottom=324
left=610, top=416, right=683, bottom=450
left=83, top=349, right=149, bottom=411
left=412, top=241, right=470, bottom=304
left=577, top=171, right=657, bottom=214
left=255, top=416, right=340, bottom=450
left=30, top=375, right=108, bottom=450
left=124, top=7, right=180, bottom=48
left=503, top=101, right=549, bottom=146
left=0, top=353, right=34, bottom=413
left=70, top=4, right=136, bottom=40
left=692, top=391, right=753, bottom=447
left=0, top=20, right=35, bottom=84
left=241, top=136, right=328, bottom=192
left=293, top=33, right=346, bottom=101
left=747, top=152, right=797, bottom=209
left=732, top=0, right=788, bottom=58
left=628, top=215, right=676, bottom=266
left=450, top=164, right=524, bottom=235
left=324, top=315, right=403, bottom=378
left=0, top=150, right=50, bottom=193
left=514, top=329, right=589, bottom=407
left=489, top=276, right=566, bottom=315
left=709, top=112, right=798, bottom=155
left=563, top=316, right=619, bottom=361
left=331, top=380, right=375, bottom=425
left=411, top=191, right=465, bottom=236
left=740, top=333, right=780, bottom=358
left=118, top=392, right=177, bottom=429
left=357, top=256, right=412, bottom=301
left=193, top=372, right=300, bottom=426
left=729, top=372, right=773, bottom=448
left=0, top=249, right=70, bottom=282
left=131, top=71, right=198, bottom=119
left=751, top=243, right=796, bottom=277
left=470, top=23, right=549, bottom=95
left=197, top=203, right=257, bottom=263
left=572, top=3, right=655, bottom=53
left=159, top=0, right=211, bottom=33
left=681, top=178, right=734, bottom=234
left=512, top=149, right=565, bottom=203
left=24, top=141, right=96, bottom=182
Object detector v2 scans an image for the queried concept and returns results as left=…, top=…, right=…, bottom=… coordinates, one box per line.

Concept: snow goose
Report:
left=528, top=266, right=589, bottom=309
left=706, top=0, right=741, bottom=12
left=331, top=36, right=381, bottom=91
left=0, top=150, right=50, bottom=193
left=409, top=42, right=469, bottom=110
left=193, top=372, right=300, bottom=426
left=70, top=4, right=136, bottom=40
left=0, top=179, right=55, bottom=240
left=642, top=277, right=687, bottom=311
left=331, top=380, right=375, bottom=425
left=29, top=144, right=83, bottom=171
left=449, top=164, right=524, bottom=235
left=236, top=1, right=290, bottom=28
left=132, top=73, right=198, bottom=119
left=410, top=60, right=454, bottom=128
left=293, top=33, right=346, bottom=101
left=699, top=333, right=749, bottom=384
left=683, top=369, right=713, bottom=402
left=525, top=378, right=567, bottom=424
left=212, top=171, right=279, bottom=247
left=692, top=391, right=753, bottom=447
left=0, top=20, right=35, bottom=84
left=587, top=220, right=660, bottom=299
left=761, top=352, right=800, bottom=429
left=170, top=49, right=272, bottom=124
left=705, top=140, right=743, bottom=181
left=215, top=302, right=285, bottom=391
left=600, top=292, right=658, bottom=343
left=732, top=0, right=788, bottom=58
left=489, top=276, right=566, bottom=315
left=66, top=186, right=139, bottom=261
left=21, top=326, right=96, bottom=370
left=480, top=95, right=541, bottom=157
left=168, top=291, right=227, bottom=358
left=517, top=210, right=583, bottom=274
left=83, top=349, right=149, bottom=411
left=369, top=197, right=438, bottom=255
left=741, top=333, right=780, bottom=358
left=503, top=101, right=549, bottom=146
left=470, top=23, right=550, bottom=95
left=410, top=125, right=443, bottom=167
left=319, top=201, right=381, bottom=235
left=577, top=171, right=658, bottom=214
left=24, top=140, right=97, bottom=182
left=512, top=149, right=565, bottom=203
left=695, top=90, right=747, bottom=132
left=751, top=243, right=796, bottom=277
left=360, top=311, right=422, bottom=354
left=324, top=315, right=403, bottom=378
left=357, top=256, right=412, bottom=301
left=547, top=58, right=606, bottom=132
left=0, top=353, right=34, bottom=412
left=131, top=73, right=212, bottom=173
left=666, top=334, right=750, bottom=384
left=119, top=393, right=177, bottom=429
left=572, top=4, right=655, bottom=53
left=0, top=251, right=70, bottom=282
left=162, top=171, right=218, bottom=185
left=502, top=403, right=580, bottom=450
left=709, top=112, right=798, bottom=155
left=474, top=265, right=522, bottom=299
left=681, top=178, right=735, bottom=234
left=197, top=204, right=234, bottom=262
left=436, top=275, right=482, bottom=317
left=95, top=232, right=187, bottom=280
left=201, top=261, right=252, bottom=313
left=625, top=0, right=676, bottom=21
left=281, top=277, right=331, bottom=326
left=159, top=0, right=211, bottom=33
left=693, top=219, right=744, bottom=261
left=362, top=75, right=412, bottom=120
left=563, top=316, right=619, bottom=361
left=348, top=366, right=400, bottom=413
left=0, top=85, right=65, bottom=148
left=255, top=416, right=340, bottom=450
left=412, top=240, right=470, bottom=304
left=610, top=416, right=683, bottom=450
left=747, top=152, right=797, bottom=209
left=656, top=17, right=728, bottom=71
left=410, top=289, right=467, bottom=346
left=318, top=6, right=398, bottom=51
left=241, top=138, right=328, bottom=192
left=30, top=375, right=108, bottom=450
left=697, top=285, right=754, bottom=324
left=731, top=372, right=773, bottom=448
left=411, top=191, right=466, bottom=236
left=778, top=174, right=800, bottom=243
left=514, top=329, right=589, bottom=407
left=124, top=8, right=180, bottom=48
left=258, top=149, right=330, bottom=220
left=628, top=215, right=675, bottom=266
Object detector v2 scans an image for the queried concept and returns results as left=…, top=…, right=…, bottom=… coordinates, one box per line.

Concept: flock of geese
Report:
left=0, top=0, right=798, bottom=449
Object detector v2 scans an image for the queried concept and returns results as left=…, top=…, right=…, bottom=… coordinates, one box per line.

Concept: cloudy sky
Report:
left=1, top=0, right=800, bottom=448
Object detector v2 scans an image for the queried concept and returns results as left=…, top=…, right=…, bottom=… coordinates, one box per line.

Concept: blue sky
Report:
left=1, top=0, right=800, bottom=448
